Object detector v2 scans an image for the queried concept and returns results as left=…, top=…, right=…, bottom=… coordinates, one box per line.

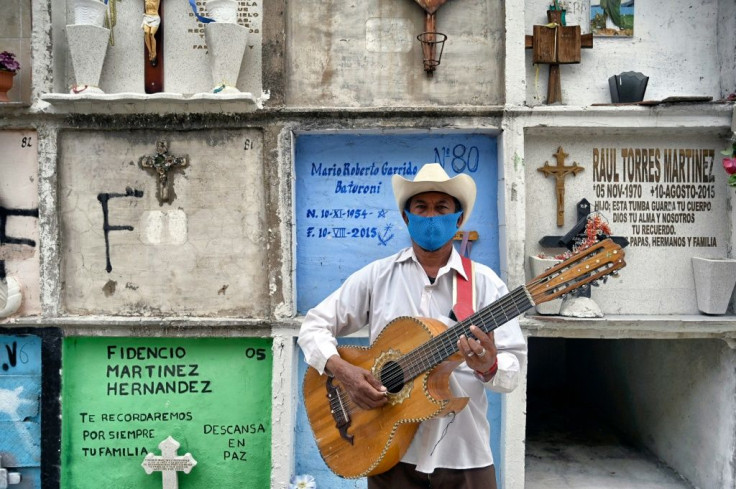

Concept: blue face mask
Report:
left=405, top=211, right=463, bottom=251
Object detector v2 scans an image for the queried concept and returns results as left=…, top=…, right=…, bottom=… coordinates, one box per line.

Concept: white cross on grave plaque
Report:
left=0, top=455, right=21, bottom=489
left=141, top=436, right=197, bottom=489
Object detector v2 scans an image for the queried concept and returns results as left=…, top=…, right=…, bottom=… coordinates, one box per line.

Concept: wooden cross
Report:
left=139, top=141, right=189, bottom=205
left=525, top=9, right=593, bottom=104
left=0, top=455, right=21, bottom=489
left=142, top=436, right=197, bottom=489
left=143, top=0, right=164, bottom=93
left=537, top=146, right=583, bottom=227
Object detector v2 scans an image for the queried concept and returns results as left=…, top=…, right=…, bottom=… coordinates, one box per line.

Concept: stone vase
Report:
left=71, top=0, right=108, bottom=26
left=529, top=256, right=563, bottom=315
left=0, top=276, right=23, bottom=319
left=204, top=22, right=248, bottom=93
left=66, top=24, right=110, bottom=94
left=692, top=257, right=736, bottom=315
left=0, top=71, right=15, bottom=102
left=206, top=0, right=238, bottom=23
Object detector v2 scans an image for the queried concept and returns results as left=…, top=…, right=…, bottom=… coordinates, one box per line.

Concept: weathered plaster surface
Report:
left=58, top=129, right=269, bottom=316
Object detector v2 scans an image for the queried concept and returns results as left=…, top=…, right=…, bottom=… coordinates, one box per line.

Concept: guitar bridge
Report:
left=326, top=377, right=354, bottom=445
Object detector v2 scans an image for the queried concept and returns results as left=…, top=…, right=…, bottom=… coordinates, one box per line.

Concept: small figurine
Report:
left=142, top=0, right=161, bottom=65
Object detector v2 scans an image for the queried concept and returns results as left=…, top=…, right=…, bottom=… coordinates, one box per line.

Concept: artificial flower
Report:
left=289, top=474, right=316, bottom=489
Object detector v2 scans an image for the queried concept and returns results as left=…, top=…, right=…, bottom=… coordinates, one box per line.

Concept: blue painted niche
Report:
left=294, top=132, right=505, bottom=487
left=0, top=335, right=42, bottom=489
left=295, top=132, right=499, bottom=313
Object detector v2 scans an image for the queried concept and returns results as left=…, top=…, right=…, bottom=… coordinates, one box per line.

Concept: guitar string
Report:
left=331, top=288, right=533, bottom=416
left=382, top=287, right=534, bottom=389
left=373, top=286, right=535, bottom=394
left=331, top=244, right=618, bottom=415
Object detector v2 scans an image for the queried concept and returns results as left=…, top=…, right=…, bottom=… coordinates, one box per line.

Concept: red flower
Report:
left=723, top=156, right=736, bottom=176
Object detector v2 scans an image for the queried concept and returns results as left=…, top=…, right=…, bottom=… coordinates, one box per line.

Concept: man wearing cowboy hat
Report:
left=298, top=163, right=527, bottom=489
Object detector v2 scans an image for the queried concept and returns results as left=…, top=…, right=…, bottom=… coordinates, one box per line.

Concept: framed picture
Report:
left=591, top=0, right=634, bottom=37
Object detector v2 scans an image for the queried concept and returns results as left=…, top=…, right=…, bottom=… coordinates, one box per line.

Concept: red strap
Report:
left=453, top=256, right=475, bottom=321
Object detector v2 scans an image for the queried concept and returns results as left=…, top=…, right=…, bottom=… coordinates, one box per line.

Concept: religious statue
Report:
left=142, top=0, right=161, bottom=65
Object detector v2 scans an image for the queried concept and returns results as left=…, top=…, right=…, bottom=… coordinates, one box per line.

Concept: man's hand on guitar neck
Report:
left=458, top=325, right=498, bottom=382
left=326, top=355, right=389, bottom=410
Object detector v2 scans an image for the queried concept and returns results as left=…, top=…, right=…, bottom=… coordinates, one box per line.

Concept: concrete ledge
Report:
left=40, top=91, right=268, bottom=113
left=523, top=314, right=736, bottom=342
left=3, top=314, right=735, bottom=342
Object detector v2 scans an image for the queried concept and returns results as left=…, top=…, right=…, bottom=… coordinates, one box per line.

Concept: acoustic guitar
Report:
left=303, top=239, right=626, bottom=478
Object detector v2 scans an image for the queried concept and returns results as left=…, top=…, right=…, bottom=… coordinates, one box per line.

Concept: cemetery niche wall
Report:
left=58, top=129, right=269, bottom=317
left=294, top=131, right=506, bottom=488
left=0, top=329, right=62, bottom=489
left=61, top=337, right=272, bottom=489
left=46, top=0, right=267, bottom=107
left=525, top=130, right=732, bottom=315
left=0, top=130, right=40, bottom=320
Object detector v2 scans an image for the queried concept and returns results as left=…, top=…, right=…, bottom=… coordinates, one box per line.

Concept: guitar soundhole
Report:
left=380, top=361, right=405, bottom=393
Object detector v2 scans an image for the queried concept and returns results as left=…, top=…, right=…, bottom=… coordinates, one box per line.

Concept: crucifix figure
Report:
left=142, top=0, right=164, bottom=92
left=142, top=436, right=197, bottom=489
left=0, top=455, right=21, bottom=489
left=139, top=141, right=189, bottom=205
left=537, top=146, right=584, bottom=227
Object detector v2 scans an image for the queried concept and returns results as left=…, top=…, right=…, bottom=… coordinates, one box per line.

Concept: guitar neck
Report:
left=399, top=286, right=533, bottom=383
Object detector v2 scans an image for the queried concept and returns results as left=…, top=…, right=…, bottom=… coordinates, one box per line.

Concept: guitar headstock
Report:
left=527, top=239, right=626, bottom=306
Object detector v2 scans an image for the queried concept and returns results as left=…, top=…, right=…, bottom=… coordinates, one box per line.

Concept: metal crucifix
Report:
left=537, top=146, right=584, bottom=227
left=139, top=141, right=189, bottom=205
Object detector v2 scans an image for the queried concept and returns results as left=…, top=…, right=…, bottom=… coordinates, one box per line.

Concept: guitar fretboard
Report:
left=387, top=286, right=533, bottom=390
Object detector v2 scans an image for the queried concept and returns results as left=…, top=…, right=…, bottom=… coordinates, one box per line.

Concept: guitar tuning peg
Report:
left=591, top=280, right=600, bottom=287
left=611, top=271, right=619, bottom=277
left=602, top=276, right=609, bottom=284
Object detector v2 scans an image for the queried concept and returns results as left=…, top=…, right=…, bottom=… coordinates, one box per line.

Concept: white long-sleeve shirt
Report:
left=298, top=246, right=527, bottom=474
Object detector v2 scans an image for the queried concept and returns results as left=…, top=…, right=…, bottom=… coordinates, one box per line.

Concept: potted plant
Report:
left=0, top=51, right=20, bottom=102
left=548, top=0, right=566, bottom=26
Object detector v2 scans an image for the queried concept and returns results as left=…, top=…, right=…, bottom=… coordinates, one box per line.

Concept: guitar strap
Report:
left=452, top=255, right=476, bottom=321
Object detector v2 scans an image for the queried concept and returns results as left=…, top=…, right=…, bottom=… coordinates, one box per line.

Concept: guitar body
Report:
left=303, top=238, right=627, bottom=479
left=303, top=316, right=469, bottom=479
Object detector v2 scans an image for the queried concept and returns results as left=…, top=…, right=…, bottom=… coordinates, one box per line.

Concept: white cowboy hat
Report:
left=392, top=163, right=477, bottom=226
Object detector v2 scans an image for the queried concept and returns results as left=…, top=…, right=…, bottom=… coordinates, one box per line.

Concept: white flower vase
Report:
left=692, top=257, right=736, bottom=315
left=204, top=22, right=248, bottom=94
left=206, top=0, right=238, bottom=23
left=66, top=24, right=110, bottom=94
left=529, top=256, right=563, bottom=315
left=0, top=276, right=23, bottom=319
left=71, top=0, right=108, bottom=27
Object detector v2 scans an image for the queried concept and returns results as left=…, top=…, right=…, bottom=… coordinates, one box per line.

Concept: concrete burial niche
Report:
left=61, top=337, right=272, bottom=489
left=286, top=0, right=505, bottom=106
left=58, top=129, right=269, bottom=317
left=53, top=0, right=263, bottom=96
left=523, top=0, right=734, bottom=106
left=525, top=130, right=730, bottom=315
left=0, top=330, right=62, bottom=489
left=0, top=131, right=41, bottom=319
left=525, top=337, right=736, bottom=489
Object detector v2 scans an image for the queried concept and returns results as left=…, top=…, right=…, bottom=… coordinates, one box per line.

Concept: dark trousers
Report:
left=368, top=462, right=497, bottom=489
